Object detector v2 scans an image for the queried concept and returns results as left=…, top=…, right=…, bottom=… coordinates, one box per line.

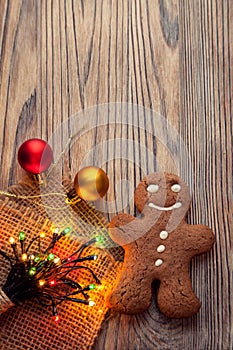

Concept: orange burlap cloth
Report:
left=0, top=174, right=122, bottom=350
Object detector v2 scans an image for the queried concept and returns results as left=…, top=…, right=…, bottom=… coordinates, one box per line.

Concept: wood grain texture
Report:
left=0, top=1, right=232, bottom=349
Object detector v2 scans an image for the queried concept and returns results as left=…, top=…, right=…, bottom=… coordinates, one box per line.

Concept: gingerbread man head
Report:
left=110, top=173, right=192, bottom=246
left=134, top=172, right=191, bottom=233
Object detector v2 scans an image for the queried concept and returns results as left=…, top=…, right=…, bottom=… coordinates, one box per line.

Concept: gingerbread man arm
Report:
left=181, top=223, right=215, bottom=257
left=109, top=213, right=137, bottom=246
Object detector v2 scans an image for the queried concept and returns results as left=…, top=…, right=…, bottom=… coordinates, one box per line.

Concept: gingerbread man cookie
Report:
left=107, top=173, right=214, bottom=318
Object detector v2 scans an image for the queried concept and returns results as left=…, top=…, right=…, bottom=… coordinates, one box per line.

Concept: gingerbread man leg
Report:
left=106, top=265, right=153, bottom=314
left=108, top=213, right=153, bottom=313
left=157, top=273, right=200, bottom=318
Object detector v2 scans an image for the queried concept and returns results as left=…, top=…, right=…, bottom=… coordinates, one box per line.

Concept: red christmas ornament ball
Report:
left=18, top=138, right=53, bottom=174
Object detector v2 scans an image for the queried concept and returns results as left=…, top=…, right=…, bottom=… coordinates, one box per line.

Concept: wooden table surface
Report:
left=0, top=1, right=232, bottom=349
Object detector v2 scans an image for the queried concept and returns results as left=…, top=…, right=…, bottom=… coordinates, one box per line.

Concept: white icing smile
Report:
left=148, top=202, right=182, bottom=211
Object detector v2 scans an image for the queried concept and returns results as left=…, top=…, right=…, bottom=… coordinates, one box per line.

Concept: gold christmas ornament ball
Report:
left=74, top=166, right=109, bottom=201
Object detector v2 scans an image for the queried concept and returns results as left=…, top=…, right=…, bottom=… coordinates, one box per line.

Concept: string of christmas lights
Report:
left=0, top=227, right=102, bottom=322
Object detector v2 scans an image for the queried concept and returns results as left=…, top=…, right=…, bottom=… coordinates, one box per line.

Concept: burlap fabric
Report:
left=0, top=172, right=122, bottom=350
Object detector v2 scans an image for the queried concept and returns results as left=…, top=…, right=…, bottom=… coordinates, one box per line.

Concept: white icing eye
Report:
left=147, top=184, right=159, bottom=193
left=171, top=184, right=181, bottom=193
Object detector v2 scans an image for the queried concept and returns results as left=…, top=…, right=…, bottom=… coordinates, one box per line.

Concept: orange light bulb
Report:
left=21, top=253, right=28, bottom=261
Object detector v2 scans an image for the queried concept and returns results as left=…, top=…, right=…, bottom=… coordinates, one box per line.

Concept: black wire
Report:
left=62, top=238, right=97, bottom=263
left=56, top=297, right=90, bottom=306
left=55, top=255, right=97, bottom=270
left=56, top=265, right=101, bottom=284
left=25, top=236, right=40, bottom=253
left=11, top=244, right=19, bottom=261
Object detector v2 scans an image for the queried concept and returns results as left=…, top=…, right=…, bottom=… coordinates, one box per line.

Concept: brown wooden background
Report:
left=0, top=1, right=232, bottom=349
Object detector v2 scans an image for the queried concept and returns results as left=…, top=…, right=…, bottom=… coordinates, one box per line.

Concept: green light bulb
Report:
left=47, top=253, right=55, bottom=261
left=19, top=231, right=26, bottom=241
left=89, top=284, right=96, bottom=290
left=95, top=236, right=102, bottom=243
left=29, top=267, right=36, bottom=276
left=34, top=256, right=40, bottom=262
left=63, top=227, right=71, bottom=234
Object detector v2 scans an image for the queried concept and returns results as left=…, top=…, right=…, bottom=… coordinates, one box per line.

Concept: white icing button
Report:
left=155, top=259, right=163, bottom=267
left=147, top=184, right=159, bottom=193
left=157, top=244, right=165, bottom=253
left=171, top=184, right=181, bottom=192
left=159, top=230, right=168, bottom=240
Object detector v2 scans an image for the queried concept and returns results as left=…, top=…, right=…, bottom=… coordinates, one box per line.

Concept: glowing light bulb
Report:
left=19, top=231, right=26, bottom=241
left=34, top=256, right=40, bottom=262
left=53, top=227, right=59, bottom=234
left=95, top=236, right=102, bottom=243
left=88, top=284, right=96, bottom=290
left=54, top=315, right=60, bottom=323
left=29, top=254, right=35, bottom=260
left=9, top=237, right=15, bottom=244
left=63, top=227, right=71, bottom=235
left=54, top=257, right=60, bottom=264
left=47, top=253, right=55, bottom=261
left=50, top=280, right=56, bottom=286
left=40, top=232, right=46, bottom=238
left=93, top=255, right=98, bottom=260
left=21, top=253, right=28, bottom=261
left=88, top=300, right=95, bottom=307
left=29, top=267, right=36, bottom=276
left=39, top=279, right=46, bottom=287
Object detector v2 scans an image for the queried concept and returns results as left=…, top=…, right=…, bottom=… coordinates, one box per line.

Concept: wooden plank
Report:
left=179, top=1, right=232, bottom=349
left=0, top=0, right=232, bottom=349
